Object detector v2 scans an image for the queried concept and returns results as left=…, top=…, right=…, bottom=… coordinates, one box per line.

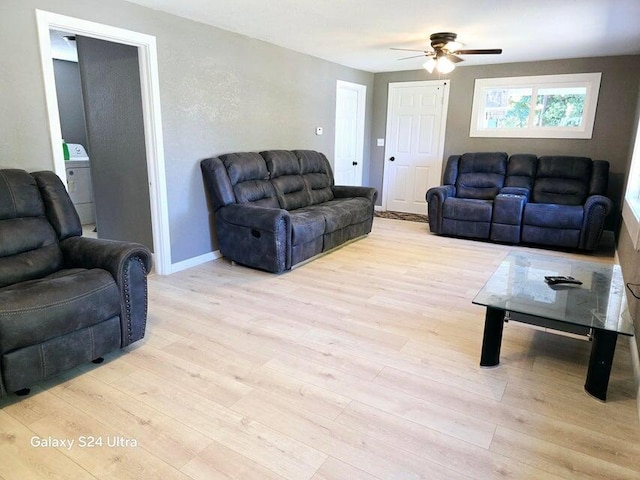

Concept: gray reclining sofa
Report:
left=426, top=152, right=613, bottom=251
left=201, top=150, right=377, bottom=273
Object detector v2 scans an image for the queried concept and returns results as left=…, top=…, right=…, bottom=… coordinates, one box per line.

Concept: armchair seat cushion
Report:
left=0, top=268, right=120, bottom=352
left=523, top=203, right=583, bottom=229
left=443, top=198, right=493, bottom=222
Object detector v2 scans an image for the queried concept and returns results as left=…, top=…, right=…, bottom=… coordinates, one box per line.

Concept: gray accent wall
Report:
left=371, top=56, right=640, bottom=216
left=0, top=0, right=374, bottom=264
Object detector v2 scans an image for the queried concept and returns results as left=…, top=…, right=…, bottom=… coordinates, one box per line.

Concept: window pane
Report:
left=482, top=88, right=532, bottom=128
left=534, top=87, right=586, bottom=127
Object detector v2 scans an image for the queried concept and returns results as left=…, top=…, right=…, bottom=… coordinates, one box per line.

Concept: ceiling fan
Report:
left=392, top=32, right=502, bottom=74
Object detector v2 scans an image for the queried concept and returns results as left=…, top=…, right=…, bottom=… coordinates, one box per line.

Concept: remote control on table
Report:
left=544, top=275, right=583, bottom=286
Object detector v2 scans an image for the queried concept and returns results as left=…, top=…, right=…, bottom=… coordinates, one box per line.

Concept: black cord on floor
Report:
left=627, top=282, right=640, bottom=300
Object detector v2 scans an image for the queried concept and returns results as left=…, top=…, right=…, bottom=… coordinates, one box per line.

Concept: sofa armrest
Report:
left=499, top=186, right=530, bottom=200
left=580, top=195, right=614, bottom=250
left=425, top=185, right=456, bottom=233
left=60, top=237, right=152, bottom=346
left=332, top=185, right=378, bottom=204
left=216, top=204, right=291, bottom=273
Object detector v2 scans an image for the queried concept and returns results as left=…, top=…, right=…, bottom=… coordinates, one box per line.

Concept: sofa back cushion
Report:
left=505, top=154, right=538, bottom=189
left=0, top=169, right=63, bottom=288
left=455, top=152, right=508, bottom=200
left=218, top=152, right=279, bottom=208
left=532, top=156, right=592, bottom=205
left=262, top=150, right=311, bottom=210
left=294, top=150, right=334, bottom=205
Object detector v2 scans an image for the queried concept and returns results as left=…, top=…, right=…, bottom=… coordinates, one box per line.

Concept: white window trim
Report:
left=470, top=73, right=602, bottom=139
left=622, top=117, right=640, bottom=250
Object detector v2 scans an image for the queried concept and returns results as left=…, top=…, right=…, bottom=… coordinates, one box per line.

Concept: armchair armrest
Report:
left=426, top=185, right=456, bottom=233
left=60, top=237, right=152, bottom=346
left=580, top=195, right=614, bottom=250
left=216, top=204, right=291, bottom=273
left=332, top=185, right=378, bottom=204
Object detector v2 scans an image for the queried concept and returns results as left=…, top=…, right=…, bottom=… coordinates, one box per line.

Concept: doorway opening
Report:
left=35, top=10, right=171, bottom=274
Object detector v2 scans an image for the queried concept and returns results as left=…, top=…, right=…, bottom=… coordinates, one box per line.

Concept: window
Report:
left=470, top=73, right=601, bottom=139
left=622, top=116, right=640, bottom=250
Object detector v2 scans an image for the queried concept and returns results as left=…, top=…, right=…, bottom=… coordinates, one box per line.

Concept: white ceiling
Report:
left=122, top=0, right=640, bottom=73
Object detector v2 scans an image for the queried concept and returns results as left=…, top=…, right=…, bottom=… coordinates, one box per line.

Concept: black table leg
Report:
left=480, top=307, right=505, bottom=367
left=585, top=329, right=618, bottom=401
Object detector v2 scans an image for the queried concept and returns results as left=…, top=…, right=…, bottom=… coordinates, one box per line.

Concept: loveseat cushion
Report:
left=523, top=203, right=583, bottom=229
left=443, top=198, right=493, bottom=222
left=219, top=152, right=279, bottom=208
left=295, top=150, right=334, bottom=205
left=262, top=150, right=311, bottom=210
left=455, top=152, right=507, bottom=200
left=532, top=156, right=591, bottom=205
left=0, top=268, right=120, bottom=352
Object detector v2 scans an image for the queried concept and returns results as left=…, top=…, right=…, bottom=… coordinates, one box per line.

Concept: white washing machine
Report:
left=64, top=143, right=96, bottom=225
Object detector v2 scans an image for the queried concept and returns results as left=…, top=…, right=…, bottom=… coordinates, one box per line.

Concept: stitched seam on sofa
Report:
left=90, top=325, right=95, bottom=361
left=38, top=343, right=46, bottom=380
left=0, top=283, right=116, bottom=315
left=0, top=171, right=17, bottom=218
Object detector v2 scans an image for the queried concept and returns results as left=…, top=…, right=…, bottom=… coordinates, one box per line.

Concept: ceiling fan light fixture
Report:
left=423, top=57, right=437, bottom=73
left=445, top=41, right=463, bottom=52
left=436, top=56, right=455, bottom=74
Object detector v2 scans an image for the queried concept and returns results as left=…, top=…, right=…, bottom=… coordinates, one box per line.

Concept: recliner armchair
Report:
left=0, top=169, right=152, bottom=397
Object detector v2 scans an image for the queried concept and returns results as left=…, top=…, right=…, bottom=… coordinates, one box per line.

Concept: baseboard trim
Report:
left=374, top=205, right=383, bottom=212
left=169, top=250, right=222, bottom=274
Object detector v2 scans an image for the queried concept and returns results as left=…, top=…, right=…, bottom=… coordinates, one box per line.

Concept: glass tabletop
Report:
left=473, top=252, right=634, bottom=336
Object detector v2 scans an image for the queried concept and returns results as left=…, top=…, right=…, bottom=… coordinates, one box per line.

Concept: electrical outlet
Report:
left=316, top=127, right=323, bottom=135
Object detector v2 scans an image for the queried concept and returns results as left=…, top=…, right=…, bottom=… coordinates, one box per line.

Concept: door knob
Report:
left=352, top=161, right=358, bottom=166
left=389, top=156, right=395, bottom=161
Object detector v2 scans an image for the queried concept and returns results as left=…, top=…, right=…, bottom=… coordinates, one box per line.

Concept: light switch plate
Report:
left=377, top=138, right=384, bottom=146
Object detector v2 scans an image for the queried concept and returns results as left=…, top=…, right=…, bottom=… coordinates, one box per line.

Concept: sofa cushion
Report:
left=523, top=203, right=583, bottom=229
left=219, top=152, right=279, bottom=208
left=443, top=198, right=493, bottom=223
left=532, top=156, right=591, bottom=205
left=262, top=150, right=312, bottom=210
left=289, top=209, right=326, bottom=245
left=0, top=268, right=121, bottom=352
left=311, top=197, right=372, bottom=233
left=295, top=150, right=334, bottom=205
left=456, top=152, right=507, bottom=200
left=504, top=154, right=537, bottom=190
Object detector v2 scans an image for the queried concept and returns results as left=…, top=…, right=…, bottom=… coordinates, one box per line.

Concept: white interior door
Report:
left=383, top=80, right=449, bottom=214
left=334, top=80, right=365, bottom=186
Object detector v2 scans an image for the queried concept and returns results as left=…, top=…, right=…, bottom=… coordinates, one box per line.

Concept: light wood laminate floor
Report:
left=1, top=218, right=638, bottom=479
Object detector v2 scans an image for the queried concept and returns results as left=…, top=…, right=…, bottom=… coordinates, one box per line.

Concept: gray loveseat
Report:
left=0, top=169, right=152, bottom=397
left=426, top=152, right=613, bottom=251
left=201, top=150, right=377, bottom=273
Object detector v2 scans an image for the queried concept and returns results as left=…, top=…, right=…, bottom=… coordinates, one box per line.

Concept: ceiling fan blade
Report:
left=397, top=54, right=429, bottom=61
left=447, top=54, right=465, bottom=63
left=453, top=49, right=503, bottom=55
left=390, top=47, right=429, bottom=52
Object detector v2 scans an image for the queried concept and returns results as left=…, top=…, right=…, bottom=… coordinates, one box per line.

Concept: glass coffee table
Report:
left=473, top=252, right=634, bottom=401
